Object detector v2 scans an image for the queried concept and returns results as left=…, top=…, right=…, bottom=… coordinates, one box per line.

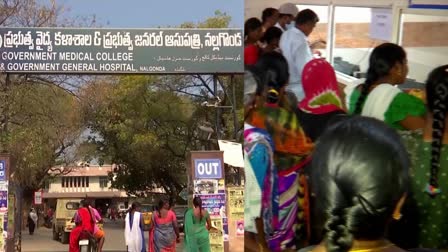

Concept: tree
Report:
left=81, top=76, right=200, bottom=197
left=78, top=11, right=245, bottom=196
left=0, top=1, right=93, bottom=237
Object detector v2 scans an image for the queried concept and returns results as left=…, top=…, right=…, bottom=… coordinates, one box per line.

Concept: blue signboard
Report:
left=0, top=161, right=5, bottom=182
left=194, top=159, right=222, bottom=179
left=409, top=0, right=448, bottom=9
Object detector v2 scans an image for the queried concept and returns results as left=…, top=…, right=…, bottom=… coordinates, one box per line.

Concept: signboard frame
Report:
left=0, top=27, right=243, bottom=75
left=33, top=191, right=42, bottom=205
left=409, top=0, right=448, bottom=9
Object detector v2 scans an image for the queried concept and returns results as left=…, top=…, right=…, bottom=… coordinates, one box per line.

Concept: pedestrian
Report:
left=149, top=198, right=180, bottom=252
left=184, top=196, right=217, bottom=252
left=124, top=202, right=146, bottom=252
left=27, top=208, right=38, bottom=235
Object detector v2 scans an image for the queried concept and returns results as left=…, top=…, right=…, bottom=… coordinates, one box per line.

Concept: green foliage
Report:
left=82, top=76, right=200, bottom=196
left=180, top=10, right=231, bottom=28
left=7, top=82, right=82, bottom=190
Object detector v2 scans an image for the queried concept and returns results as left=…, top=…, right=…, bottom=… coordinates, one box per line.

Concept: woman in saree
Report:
left=184, top=196, right=216, bottom=252
left=346, top=43, right=426, bottom=130
left=149, top=198, right=180, bottom=252
left=69, top=200, right=95, bottom=252
left=244, top=52, right=314, bottom=251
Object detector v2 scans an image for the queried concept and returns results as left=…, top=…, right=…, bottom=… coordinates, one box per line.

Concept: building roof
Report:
left=43, top=191, right=124, bottom=198
left=43, top=191, right=165, bottom=199
left=50, top=165, right=114, bottom=177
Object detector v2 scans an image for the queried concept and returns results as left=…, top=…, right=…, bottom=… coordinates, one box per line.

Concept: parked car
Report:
left=52, top=198, right=82, bottom=244
left=172, top=205, right=188, bottom=233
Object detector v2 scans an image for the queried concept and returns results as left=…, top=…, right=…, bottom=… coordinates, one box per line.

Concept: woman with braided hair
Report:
left=307, top=116, right=409, bottom=252
left=345, top=43, right=426, bottom=130
left=400, top=65, right=448, bottom=249
left=184, top=196, right=216, bottom=252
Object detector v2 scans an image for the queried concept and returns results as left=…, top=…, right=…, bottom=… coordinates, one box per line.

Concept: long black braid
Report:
left=354, top=43, right=406, bottom=114
left=425, top=65, right=448, bottom=196
left=193, top=196, right=203, bottom=222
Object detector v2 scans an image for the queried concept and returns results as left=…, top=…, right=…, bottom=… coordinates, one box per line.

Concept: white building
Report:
left=42, top=164, right=165, bottom=214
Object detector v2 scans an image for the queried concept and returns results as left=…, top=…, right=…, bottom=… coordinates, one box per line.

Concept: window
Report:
left=99, top=176, right=108, bottom=188
left=61, top=177, right=65, bottom=188
left=333, top=7, right=390, bottom=77
left=86, top=177, right=89, bottom=187
left=66, top=202, right=80, bottom=210
left=399, top=11, right=448, bottom=85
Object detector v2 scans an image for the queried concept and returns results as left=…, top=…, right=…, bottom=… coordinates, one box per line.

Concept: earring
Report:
left=393, top=212, right=402, bottom=220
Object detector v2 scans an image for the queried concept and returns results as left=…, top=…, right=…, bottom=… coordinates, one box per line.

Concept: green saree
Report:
left=184, top=208, right=211, bottom=252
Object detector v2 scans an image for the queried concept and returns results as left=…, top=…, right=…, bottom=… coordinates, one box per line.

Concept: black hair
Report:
left=260, top=26, right=283, bottom=44
left=425, top=65, right=448, bottom=195
left=279, top=13, right=293, bottom=19
left=244, top=17, right=262, bottom=38
left=158, top=198, right=169, bottom=217
left=131, top=202, right=141, bottom=211
left=261, top=8, right=278, bottom=24
left=193, top=196, right=203, bottom=221
left=310, top=116, right=409, bottom=252
left=82, top=199, right=91, bottom=207
left=354, top=43, right=407, bottom=114
left=254, top=51, right=289, bottom=104
left=296, top=9, right=319, bottom=25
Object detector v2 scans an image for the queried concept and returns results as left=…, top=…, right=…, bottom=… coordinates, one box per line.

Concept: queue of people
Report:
left=244, top=3, right=447, bottom=252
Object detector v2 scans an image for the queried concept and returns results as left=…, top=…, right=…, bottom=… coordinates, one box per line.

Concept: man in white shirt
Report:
left=279, top=9, right=319, bottom=101
left=275, top=3, right=299, bottom=32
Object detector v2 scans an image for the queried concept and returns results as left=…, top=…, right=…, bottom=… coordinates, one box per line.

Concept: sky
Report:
left=54, top=0, right=243, bottom=28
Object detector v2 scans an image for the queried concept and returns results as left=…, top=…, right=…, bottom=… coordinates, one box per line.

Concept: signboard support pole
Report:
left=231, top=75, right=238, bottom=140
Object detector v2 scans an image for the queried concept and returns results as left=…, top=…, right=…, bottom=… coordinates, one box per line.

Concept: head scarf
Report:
left=299, top=59, right=344, bottom=115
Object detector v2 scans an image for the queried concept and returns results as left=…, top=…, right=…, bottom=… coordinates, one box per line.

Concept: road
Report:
left=22, top=219, right=185, bottom=252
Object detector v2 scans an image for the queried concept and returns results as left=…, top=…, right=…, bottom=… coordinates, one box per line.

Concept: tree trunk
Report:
left=22, top=190, right=34, bottom=231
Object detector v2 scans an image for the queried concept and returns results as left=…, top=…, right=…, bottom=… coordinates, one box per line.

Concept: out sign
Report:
left=194, top=159, right=222, bottom=179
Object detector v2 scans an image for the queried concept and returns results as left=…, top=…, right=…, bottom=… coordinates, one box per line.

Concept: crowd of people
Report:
left=124, top=196, right=217, bottom=252
left=244, top=3, right=448, bottom=252
left=63, top=195, right=219, bottom=252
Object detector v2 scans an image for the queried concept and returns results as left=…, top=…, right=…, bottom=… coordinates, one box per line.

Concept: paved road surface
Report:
left=22, top=219, right=184, bottom=252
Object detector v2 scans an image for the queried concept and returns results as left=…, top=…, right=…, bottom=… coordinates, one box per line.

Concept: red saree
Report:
left=69, top=207, right=95, bottom=252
